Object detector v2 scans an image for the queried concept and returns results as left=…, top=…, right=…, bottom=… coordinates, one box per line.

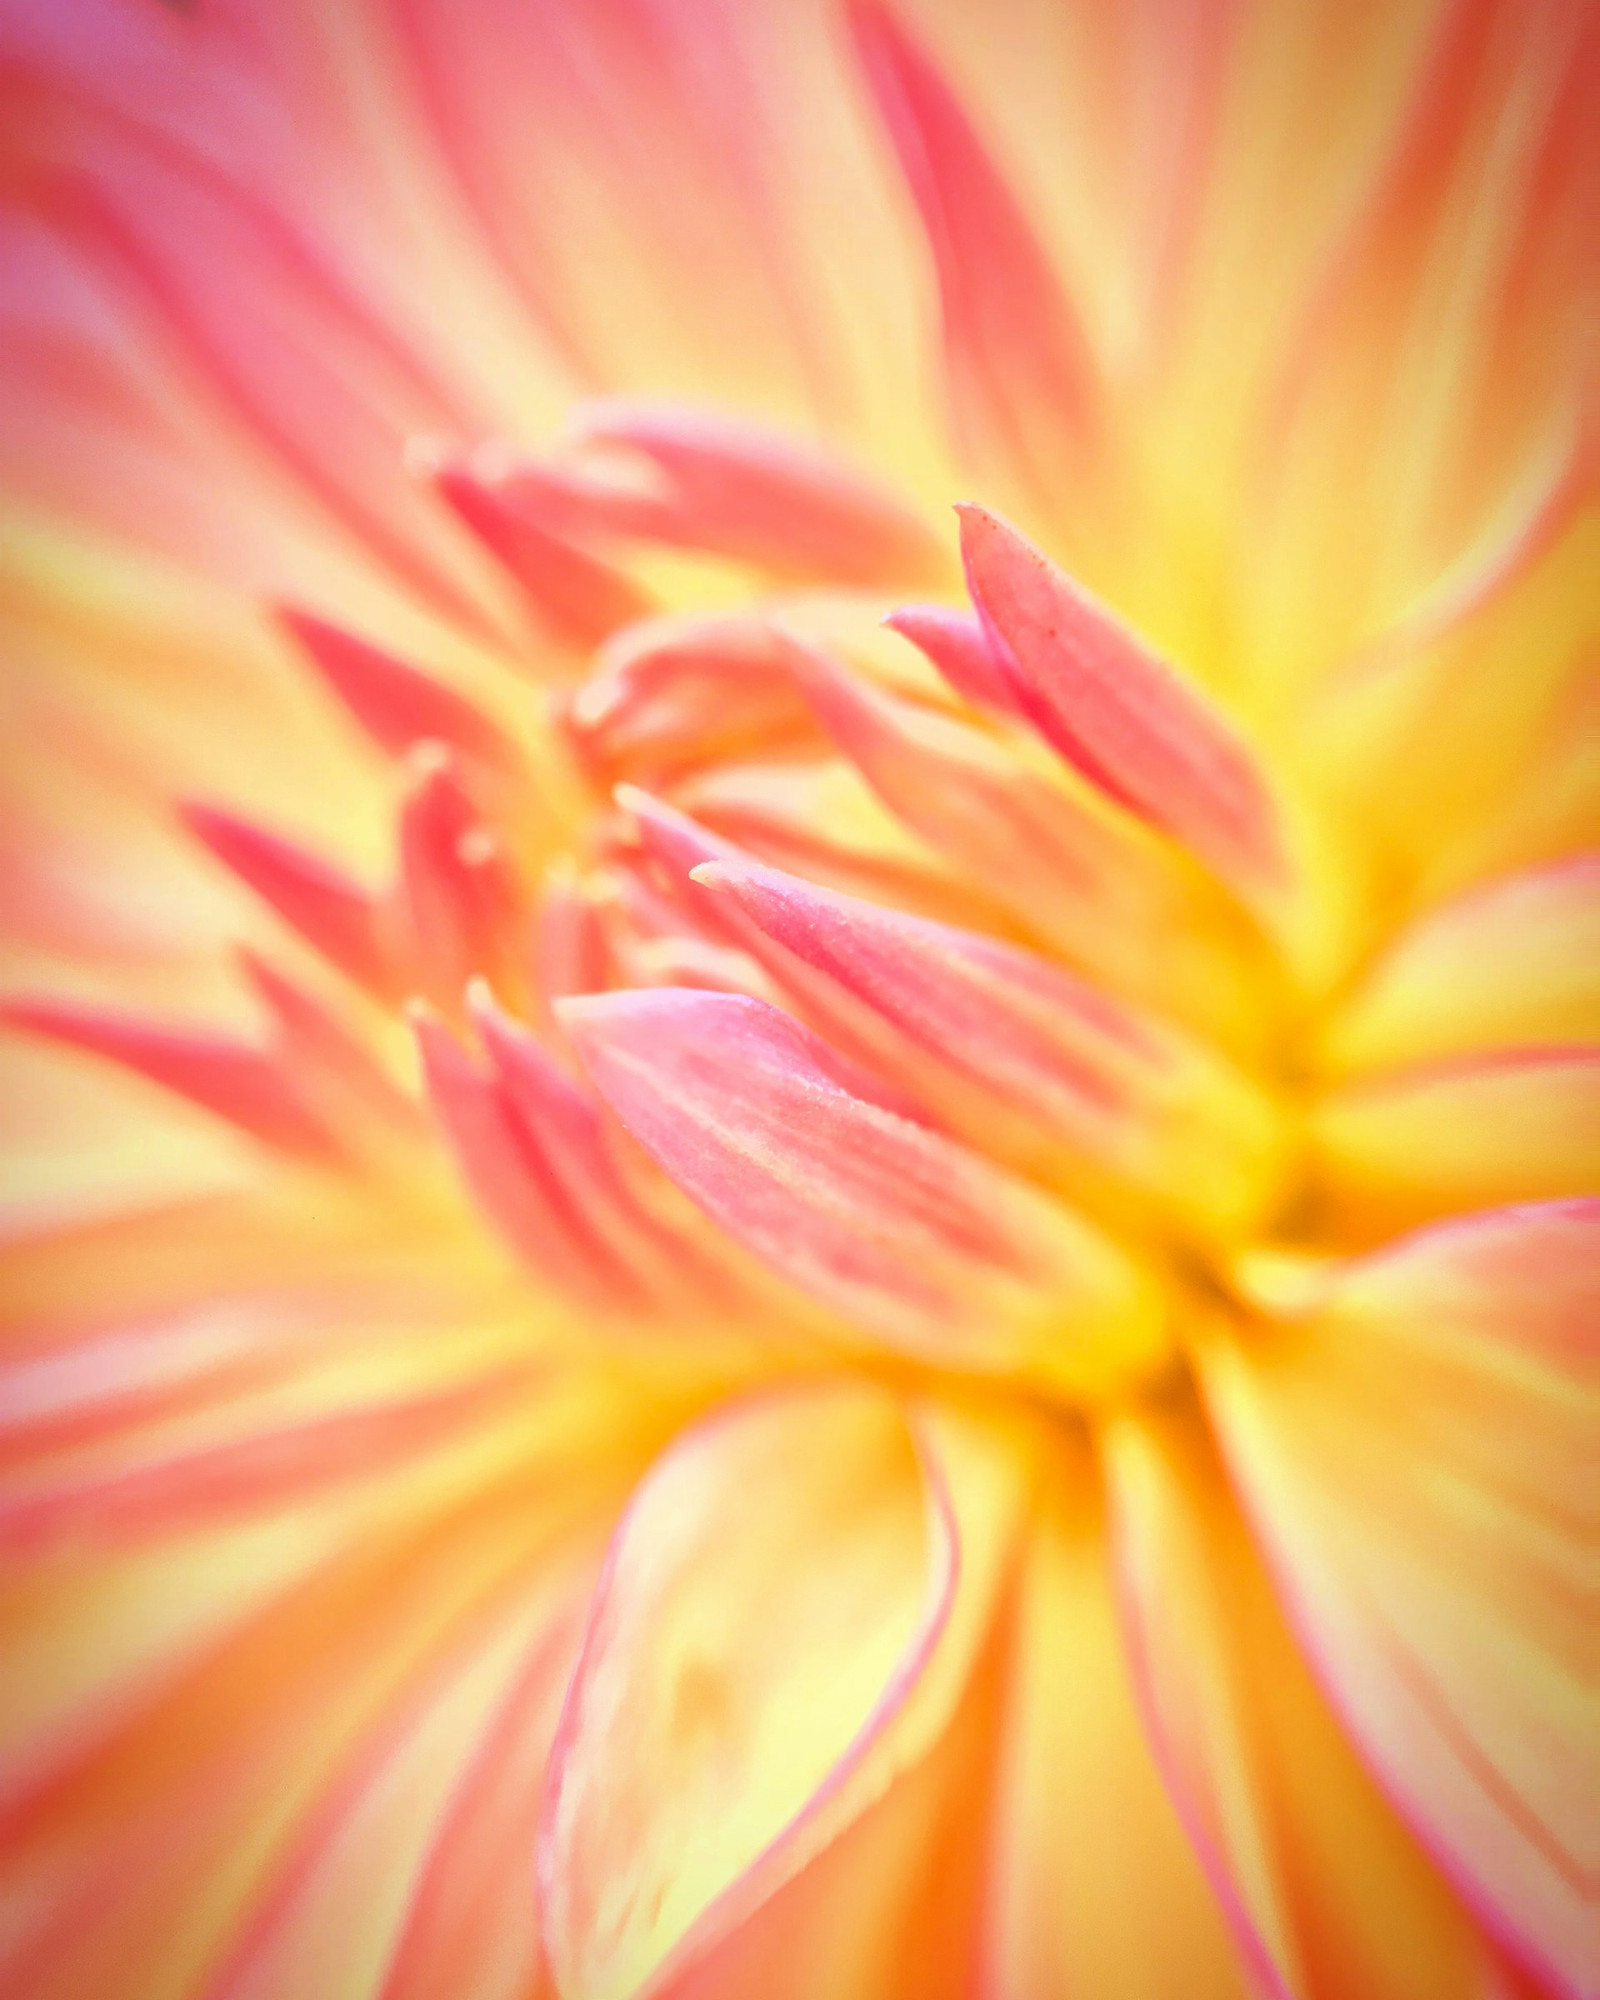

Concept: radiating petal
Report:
left=1105, top=1399, right=1512, bottom=2000
left=848, top=2, right=1100, bottom=513
left=982, top=1434, right=1248, bottom=1999
left=1, top=999, right=340, bottom=1163
left=561, top=987, right=1165, bottom=1392
left=182, top=806, right=400, bottom=1001
left=1318, top=855, right=1600, bottom=1075
left=1202, top=1201, right=1600, bottom=1998
left=1312, top=1049, right=1600, bottom=1231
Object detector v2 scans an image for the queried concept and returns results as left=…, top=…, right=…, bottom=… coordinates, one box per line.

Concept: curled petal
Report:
left=537, top=1382, right=951, bottom=2000
left=564, top=611, right=817, bottom=783
left=688, top=850, right=1287, bottom=1236
left=958, top=505, right=1290, bottom=901
left=1201, top=1202, right=1600, bottom=1998
left=561, top=987, right=1165, bottom=1392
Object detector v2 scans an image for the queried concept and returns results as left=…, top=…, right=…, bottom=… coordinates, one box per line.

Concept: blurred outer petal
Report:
left=1104, top=1401, right=1508, bottom=2000
left=538, top=1383, right=1029, bottom=2000
left=1311, top=1049, right=1600, bottom=1232
left=1318, top=855, right=1600, bottom=1075
left=1202, top=1202, right=1600, bottom=1998
left=0, top=1369, right=649, bottom=2000
left=560, top=989, right=1167, bottom=1394
left=848, top=1, right=1100, bottom=515
left=981, top=1437, right=1249, bottom=2000
left=958, top=504, right=1289, bottom=901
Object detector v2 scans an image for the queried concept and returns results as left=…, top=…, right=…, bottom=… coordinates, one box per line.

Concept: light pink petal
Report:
left=1319, top=855, right=1600, bottom=1075
left=537, top=1382, right=949, bottom=2000
left=687, top=850, right=1286, bottom=1235
left=959, top=504, right=1289, bottom=899
left=1202, top=1201, right=1600, bottom=1998
left=848, top=2, right=1100, bottom=511
left=561, top=988, right=1162, bottom=1389
left=884, top=602, right=1024, bottom=717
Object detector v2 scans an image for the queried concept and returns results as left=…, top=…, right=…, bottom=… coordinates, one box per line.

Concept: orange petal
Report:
left=561, top=988, right=1164, bottom=1391
left=982, top=1438, right=1248, bottom=1999
left=1201, top=1201, right=1600, bottom=1998
left=1105, top=1401, right=1512, bottom=2000
left=537, top=1382, right=950, bottom=2000
left=1318, top=855, right=1600, bottom=1076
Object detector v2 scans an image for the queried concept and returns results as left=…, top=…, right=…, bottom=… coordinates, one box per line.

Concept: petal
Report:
left=562, top=610, right=817, bottom=785
left=536, top=1382, right=949, bottom=2000
left=561, top=988, right=1164, bottom=1392
left=1105, top=1401, right=1509, bottom=2000
left=848, top=2, right=1100, bottom=512
left=0, top=1000, right=340, bottom=1163
left=958, top=503, right=1289, bottom=900
left=182, top=806, right=400, bottom=1001
left=982, top=1437, right=1249, bottom=2000
left=1318, top=856, right=1600, bottom=1076
left=277, top=607, right=519, bottom=771
left=788, top=636, right=1240, bottom=1024
left=1311, top=1049, right=1600, bottom=1232
left=883, top=602, right=1024, bottom=717
left=431, top=461, right=651, bottom=654
left=687, top=849, right=1287, bottom=1237
left=554, top=400, right=948, bottom=586
left=655, top=1401, right=1031, bottom=2000
left=1201, top=1202, right=1600, bottom=1997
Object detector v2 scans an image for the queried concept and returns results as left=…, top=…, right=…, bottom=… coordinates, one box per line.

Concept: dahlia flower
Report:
left=0, top=0, right=1594, bottom=1996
